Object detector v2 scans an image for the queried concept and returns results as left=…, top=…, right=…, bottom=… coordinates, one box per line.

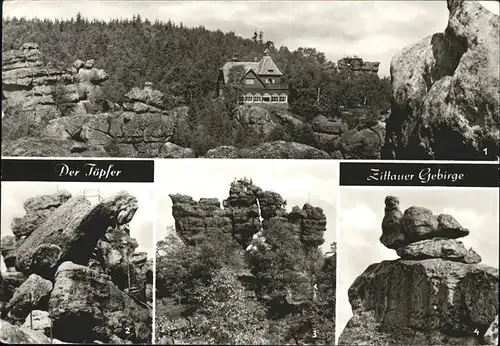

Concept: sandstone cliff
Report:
left=384, top=0, right=499, bottom=160
left=170, top=178, right=326, bottom=250
left=339, top=196, right=499, bottom=345
left=0, top=191, right=152, bottom=344
left=2, top=42, right=385, bottom=159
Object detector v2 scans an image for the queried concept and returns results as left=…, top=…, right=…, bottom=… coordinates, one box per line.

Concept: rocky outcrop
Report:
left=4, top=274, right=52, bottom=321
left=336, top=122, right=385, bottom=159
left=1, top=190, right=152, bottom=343
left=0, top=319, right=51, bottom=344
left=337, top=57, right=380, bottom=75
left=124, top=82, right=165, bottom=114
left=339, top=196, right=498, bottom=345
left=49, top=262, right=151, bottom=343
left=170, top=194, right=232, bottom=246
left=39, top=103, right=189, bottom=158
left=2, top=43, right=111, bottom=123
left=170, top=178, right=326, bottom=250
left=239, top=141, right=331, bottom=159
left=15, top=191, right=138, bottom=277
left=384, top=0, right=499, bottom=160
left=10, top=190, right=71, bottom=238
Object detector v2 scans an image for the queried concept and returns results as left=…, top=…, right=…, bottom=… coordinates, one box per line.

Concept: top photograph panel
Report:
left=2, top=0, right=498, bottom=160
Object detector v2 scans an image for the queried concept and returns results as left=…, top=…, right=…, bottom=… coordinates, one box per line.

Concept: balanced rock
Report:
left=396, top=238, right=481, bottom=264
left=124, top=82, right=164, bottom=113
left=380, top=196, right=407, bottom=249
left=15, top=191, right=138, bottom=277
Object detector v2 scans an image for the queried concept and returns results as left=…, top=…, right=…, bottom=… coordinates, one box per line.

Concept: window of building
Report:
left=238, top=96, right=244, bottom=104
left=279, top=94, right=287, bottom=103
left=245, top=94, right=253, bottom=102
left=271, top=94, right=279, bottom=103
left=266, top=78, right=274, bottom=84
left=263, top=94, right=271, bottom=103
left=267, top=69, right=274, bottom=73
left=245, top=79, right=255, bottom=85
left=254, top=94, right=262, bottom=103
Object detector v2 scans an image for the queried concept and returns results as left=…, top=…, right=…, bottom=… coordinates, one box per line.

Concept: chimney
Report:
left=231, top=53, right=240, bottom=62
left=144, top=81, right=153, bottom=91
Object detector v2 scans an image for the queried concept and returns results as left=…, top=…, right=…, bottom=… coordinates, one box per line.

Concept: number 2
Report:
left=125, top=327, right=131, bottom=335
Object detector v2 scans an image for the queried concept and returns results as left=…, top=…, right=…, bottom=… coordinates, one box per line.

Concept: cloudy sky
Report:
left=0, top=181, right=155, bottom=271
left=336, top=187, right=499, bottom=342
left=2, top=1, right=498, bottom=76
left=155, top=159, right=337, bottom=252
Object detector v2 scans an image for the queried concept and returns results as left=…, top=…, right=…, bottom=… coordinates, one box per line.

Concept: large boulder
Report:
left=10, top=190, right=71, bottom=238
left=384, top=0, right=499, bottom=160
left=340, top=259, right=499, bottom=344
left=396, top=238, right=481, bottom=264
left=0, top=318, right=51, bottom=344
left=48, top=262, right=151, bottom=343
left=14, top=191, right=138, bottom=277
left=4, top=274, right=52, bottom=320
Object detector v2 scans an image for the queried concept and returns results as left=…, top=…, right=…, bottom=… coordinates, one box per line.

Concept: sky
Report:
left=154, top=159, right=338, bottom=252
left=0, top=181, right=155, bottom=272
left=336, top=186, right=499, bottom=343
left=2, top=1, right=499, bottom=76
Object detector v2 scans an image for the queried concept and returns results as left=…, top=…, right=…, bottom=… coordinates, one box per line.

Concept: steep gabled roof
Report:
left=220, top=61, right=259, bottom=83
left=219, top=49, right=283, bottom=83
left=255, top=48, right=283, bottom=76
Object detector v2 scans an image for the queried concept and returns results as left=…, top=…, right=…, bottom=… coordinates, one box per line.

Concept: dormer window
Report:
left=267, top=69, right=274, bottom=72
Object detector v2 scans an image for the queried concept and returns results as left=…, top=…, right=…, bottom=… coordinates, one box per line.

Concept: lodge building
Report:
left=218, top=48, right=289, bottom=107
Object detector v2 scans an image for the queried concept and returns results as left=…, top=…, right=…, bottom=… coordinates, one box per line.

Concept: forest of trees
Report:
left=155, top=226, right=336, bottom=345
left=2, top=14, right=390, bottom=156
left=2, top=14, right=390, bottom=120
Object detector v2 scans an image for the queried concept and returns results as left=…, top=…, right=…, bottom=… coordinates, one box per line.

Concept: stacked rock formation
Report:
left=124, top=81, right=166, bottom=114
left=170, top=178, right=327, bottom=250
left=0, top=190, right=152, bottom=344
left=384, top=0, right=499, bottom=160
left=339, top=196, right=499, bottom=345
left=337, top=57, right=380, bottom=75
left=2, top=43, right=111, bottom=121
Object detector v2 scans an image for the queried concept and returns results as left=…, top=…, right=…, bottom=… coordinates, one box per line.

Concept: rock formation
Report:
left=339, top=196, right=499, bottom=345
left=384, top=0, right=499, bottom=160
left=170, top=178, right=326, bottom=250
left=337, top=57, right=380, bottom=75
left=2, top=43, right=111, bottom=122
left=2, top=42, right=386, bottom=159
left=0, top=190, right=152, bottom=344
